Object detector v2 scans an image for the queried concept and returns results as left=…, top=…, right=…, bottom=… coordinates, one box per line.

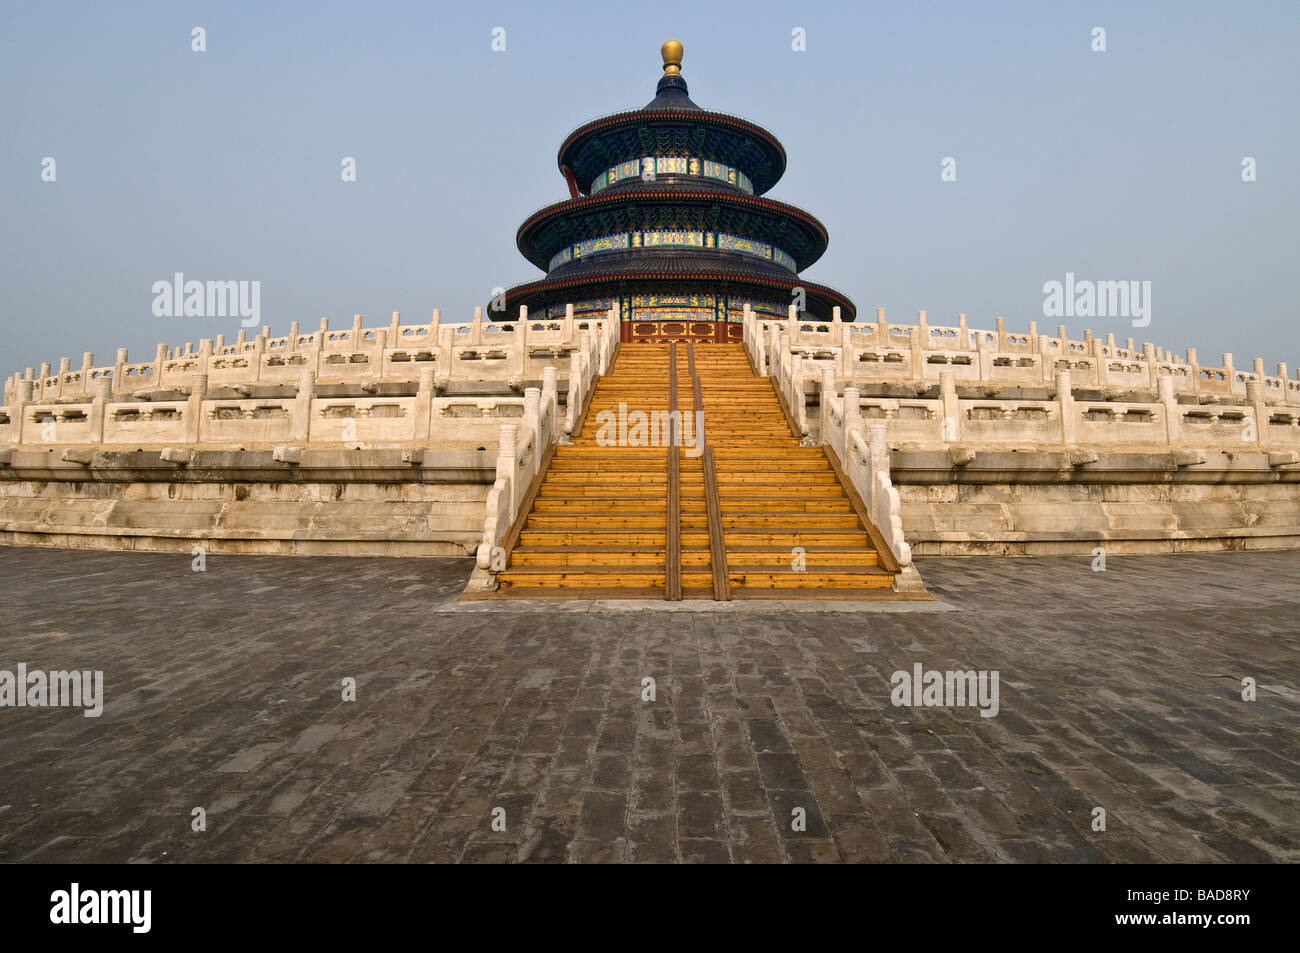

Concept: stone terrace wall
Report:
left=5, top=298, right=1299, bottom=557
left=0, top=306, right=616, bottom=556
left=0, top=451, right=491, bottom=557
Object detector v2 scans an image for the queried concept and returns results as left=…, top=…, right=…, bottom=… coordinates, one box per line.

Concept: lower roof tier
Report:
left=498, top=256, right=856, bottom=322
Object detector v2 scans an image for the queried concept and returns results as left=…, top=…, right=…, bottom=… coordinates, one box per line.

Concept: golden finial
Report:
left=661, top=40, right=684, bottom=75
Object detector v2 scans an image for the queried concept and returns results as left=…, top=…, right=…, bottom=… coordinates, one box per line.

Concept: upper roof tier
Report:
left=557, top=41, right=788, bottom=197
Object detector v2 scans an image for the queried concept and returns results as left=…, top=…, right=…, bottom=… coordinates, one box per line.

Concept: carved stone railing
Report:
left=472, top=366, right=560, bottom=581
left=1, top=304, right=620, bottom=452
left=812, top=370, right=1298, bottom=455
left=3, top=303, right=622, bottom=405
left=743, top=305, right=1300, bottom=406
left=817, top=371, right=918, bottom=586
left=748, top=310, right=1300, bottom=456
left=0, top=373, right=530, bottom=451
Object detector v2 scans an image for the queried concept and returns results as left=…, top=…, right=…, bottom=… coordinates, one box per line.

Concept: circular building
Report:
left=500, top=40, right=856, bottom=343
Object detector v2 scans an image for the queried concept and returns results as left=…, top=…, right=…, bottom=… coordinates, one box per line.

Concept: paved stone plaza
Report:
left=0, top=547, right=1295, bottom=863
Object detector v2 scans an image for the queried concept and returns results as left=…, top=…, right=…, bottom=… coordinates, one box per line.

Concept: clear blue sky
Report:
left=2, top=0, right=1296, bottom=377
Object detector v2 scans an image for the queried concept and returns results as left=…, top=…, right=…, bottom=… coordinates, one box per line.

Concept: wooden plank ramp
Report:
left=665, top=343, right=681, bottom=601
left=690, top=343, right=730, bottom=601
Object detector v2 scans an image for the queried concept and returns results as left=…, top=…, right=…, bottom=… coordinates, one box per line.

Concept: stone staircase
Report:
left=694, top=345, right=900, bottom=596
left=493, top=342, right=909, bottom=599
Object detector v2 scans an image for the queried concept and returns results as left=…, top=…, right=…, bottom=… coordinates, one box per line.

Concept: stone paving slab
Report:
left=0, top=546, right=1295, bottom=863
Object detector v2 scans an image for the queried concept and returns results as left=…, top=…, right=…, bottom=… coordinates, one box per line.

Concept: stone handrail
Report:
left=474, top=366, right=559, bottom=575
left=825, top=371, right=1298, bottom=454
left=748, top=307, right=1300, bottom=457
left=471, top=312, right=613, bottom=586
left=816, top=367, right=913, bottom=570
left=1, top=303, right=619, bottom=452
left=744, top=306, right=1299, bottom=405
left=0, top=376, right=530, bottom=450
left=4, top=303, right=622, bottom=405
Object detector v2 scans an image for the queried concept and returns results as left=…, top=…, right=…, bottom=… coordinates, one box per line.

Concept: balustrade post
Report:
left=293, top=369, right=315, bottom=442
left=939, top=370, right=959, bottom=444
left=867, top=423, right=889, bottom=514
left=842, top=385, right=861, bottom=465
left=89, top=378, right=112, bottom=444
left=1158, top=376, right=1180, bottom=447
left=542, top=366, right=559, bottom=444
left=1246, top=381, right=1267, bottom=449
left=415, top=367, right=436, bottom=441
left=1056, top=370, right=1075, bottom=446
left=820, top=365, right=835, bottom=446
left=13, top=379, right=34, bottom=445
left=523, top=386, right=541, bottom=472
left=498, top=423, right=519, bottom=516
left=185, top=374, right=207, bottom=444
left=1093, top=337, right=1109, bottom=387
left=976, top=332, right=993, bottom=383
left=565, top=351, right=582, bottom=434
left=911, top=311, right=926, bottom=380
left=114, top=349, right=128, bottom=397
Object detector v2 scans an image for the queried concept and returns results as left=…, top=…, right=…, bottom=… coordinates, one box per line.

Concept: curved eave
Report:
left=502, top=270, right=856, bottom=322
left=516, top=190, right=831, bottom=272
left=557, top=108, right=788, bottom=195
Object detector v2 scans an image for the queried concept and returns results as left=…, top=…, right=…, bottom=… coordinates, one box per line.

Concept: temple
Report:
left=3, top=42, right=1299, bottom=591
left=501, top=41, right=855, bottom=343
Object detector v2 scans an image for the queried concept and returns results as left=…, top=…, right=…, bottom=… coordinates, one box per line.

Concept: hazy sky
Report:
left=2, top=0, right=1296, bottom=378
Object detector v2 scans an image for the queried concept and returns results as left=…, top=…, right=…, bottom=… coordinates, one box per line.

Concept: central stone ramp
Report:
left=494, top=341, right=905, bottom=599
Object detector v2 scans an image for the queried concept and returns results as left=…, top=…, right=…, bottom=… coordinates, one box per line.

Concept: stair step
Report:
left=526, top=515, right=679, bottom=528
left=724, top=554, right=879, bottom=568
left=518, top=532, right=717, bottom=546
left=716, top=491, right=848, bottom=501
left=723, top=531, right=872, bottom=546
left=532, top=499, right=707, bottom=511
left=499, top=568, right=715, bottom=588
left=717, top=514, right=862, bottom=528
left=544, top=472, right=669, bottom=484
left=728, top=568, right=895, bottom=589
